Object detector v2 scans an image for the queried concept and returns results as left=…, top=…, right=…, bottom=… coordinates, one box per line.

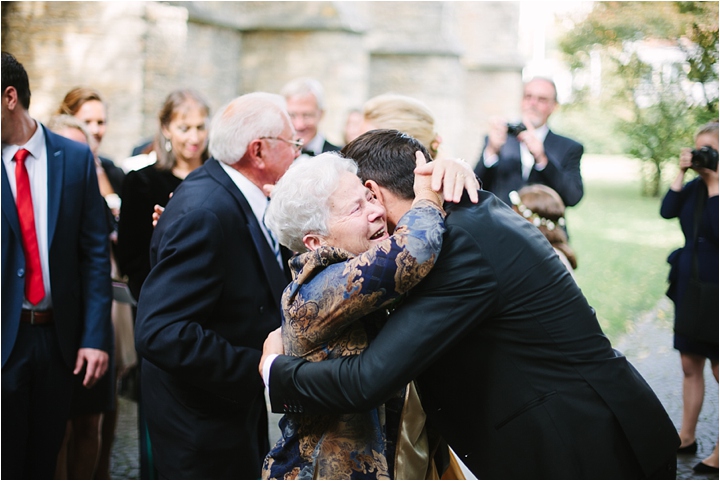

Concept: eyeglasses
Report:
left=261, top=136, right=304, bottom=151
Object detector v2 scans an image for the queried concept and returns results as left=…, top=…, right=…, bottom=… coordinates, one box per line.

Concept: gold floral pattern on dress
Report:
left=263, top=203, right=445, bottom=480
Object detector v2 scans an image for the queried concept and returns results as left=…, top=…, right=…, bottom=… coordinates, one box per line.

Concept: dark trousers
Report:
left=2, top=322, right=73, bottom=479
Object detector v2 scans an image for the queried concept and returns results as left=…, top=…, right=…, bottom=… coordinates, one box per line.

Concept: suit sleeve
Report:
left=78, top=146, right=113, bottom=352
left=134, top=208, right=265, bottom=403
left=270, top=221, right=496, bottom=414
left=534, top=138, right=584, bottom=207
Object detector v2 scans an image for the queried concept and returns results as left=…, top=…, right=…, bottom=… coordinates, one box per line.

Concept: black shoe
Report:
left=693, top=462, right=719, bottom=474
left=677, top=440, right=698, bottom=454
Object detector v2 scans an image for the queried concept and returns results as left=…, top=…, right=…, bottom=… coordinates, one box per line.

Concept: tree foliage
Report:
left=558, top=1, right=718, bottom=196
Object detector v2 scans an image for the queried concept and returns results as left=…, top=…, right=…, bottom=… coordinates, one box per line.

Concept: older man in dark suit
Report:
left=1, top=52, right=113, bottom=479
left=134, top=92, right=297, bottom=479
left=474, top=77, right=584, bottom=210
left=262, top=129, right=680, bottom=479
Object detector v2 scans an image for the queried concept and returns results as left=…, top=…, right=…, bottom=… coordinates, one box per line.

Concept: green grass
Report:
left=566, top=156, right=683, bottom=341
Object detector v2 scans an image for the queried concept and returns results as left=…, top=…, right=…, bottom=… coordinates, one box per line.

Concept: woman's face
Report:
left=321, top=171, right=389, bottom=255
left=74, top=100, right=107, bottom=148
left=695, top=132, right=718, bottom=152
left=161, top=101, right=209, bottom=164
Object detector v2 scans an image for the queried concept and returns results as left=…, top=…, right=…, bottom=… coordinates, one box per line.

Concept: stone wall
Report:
left=1, top=1, right=525, bottom=164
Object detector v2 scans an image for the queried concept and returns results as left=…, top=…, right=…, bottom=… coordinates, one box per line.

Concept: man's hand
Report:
left=485, top=117, right=508, bottom=156
left=74, top=348, right=109, bottom=388
left=518, top=116, right=548, bottom=168
left=259, top=327, right=284, bottom=378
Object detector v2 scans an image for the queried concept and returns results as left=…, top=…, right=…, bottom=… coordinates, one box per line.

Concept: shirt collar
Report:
left=303, top=133, right=325, bottom=156
left=2, top=119, right=45, bottom=162
left=217, top=160, right=269, bottom=221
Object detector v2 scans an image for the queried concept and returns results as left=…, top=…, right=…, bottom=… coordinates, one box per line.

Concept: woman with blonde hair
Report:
left=362, top=93, right=445, bottom=159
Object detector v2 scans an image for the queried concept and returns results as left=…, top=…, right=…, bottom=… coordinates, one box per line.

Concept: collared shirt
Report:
left=2, top=120, right=52, bottom=309
left=218, top=161, right=283, bottom=268
left=483, top=123, right=550, bottom=180
left=298, top=133, right=326, bottom=159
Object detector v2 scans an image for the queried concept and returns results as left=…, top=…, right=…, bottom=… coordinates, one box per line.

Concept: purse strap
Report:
left=689, top=181, right=708, bottom=281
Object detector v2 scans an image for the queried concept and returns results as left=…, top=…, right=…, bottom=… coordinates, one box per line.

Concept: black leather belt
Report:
left=20, top=309, right=54, bottom=325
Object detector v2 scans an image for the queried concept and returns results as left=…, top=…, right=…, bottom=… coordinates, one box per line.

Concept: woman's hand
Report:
left=679, top=148, right=693, bottom=172
left=414, top=153, right=479, bottom=204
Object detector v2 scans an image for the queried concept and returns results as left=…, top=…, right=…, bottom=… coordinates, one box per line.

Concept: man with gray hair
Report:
left=134, top=92, right=298, bottom=479
left=281, top=77, right=340, bottom=157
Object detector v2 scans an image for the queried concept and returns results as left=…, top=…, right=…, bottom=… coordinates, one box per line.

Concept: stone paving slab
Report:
left=111, top=298, right=718, bottom=480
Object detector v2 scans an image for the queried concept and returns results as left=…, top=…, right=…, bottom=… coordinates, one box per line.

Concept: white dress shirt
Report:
left=2, top=121, right=52, bottom=309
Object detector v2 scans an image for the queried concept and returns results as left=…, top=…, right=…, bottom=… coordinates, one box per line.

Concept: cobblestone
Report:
left=110, top=298, right=718, bottom=480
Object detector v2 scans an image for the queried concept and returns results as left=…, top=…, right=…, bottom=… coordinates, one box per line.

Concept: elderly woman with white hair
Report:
left=262, top=149, right=468, bottom=479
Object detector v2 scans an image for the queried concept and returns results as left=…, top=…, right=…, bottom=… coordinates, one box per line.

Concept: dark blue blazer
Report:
left=2, top=125, right=113, bottom=368
left=134, top=158, right=292, bottom=479
left=474, top=130, right=584, bottom=207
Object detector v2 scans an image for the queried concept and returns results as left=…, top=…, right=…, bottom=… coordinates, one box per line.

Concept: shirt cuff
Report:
left=262, top=353, right=279, bottom=387
left=483, top=152, right=499, bottom=168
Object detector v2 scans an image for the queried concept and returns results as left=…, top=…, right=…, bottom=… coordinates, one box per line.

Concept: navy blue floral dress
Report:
left=262, top=201, right=445, bottom=480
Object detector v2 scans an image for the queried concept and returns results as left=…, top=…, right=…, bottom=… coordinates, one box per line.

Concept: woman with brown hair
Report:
left=116, top=89, right=210, bottom=300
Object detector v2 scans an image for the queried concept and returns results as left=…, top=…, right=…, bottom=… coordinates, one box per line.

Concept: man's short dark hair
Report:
left=341, top=129, right=431, bottom=201
left=2, top=52, right=31, bottom=110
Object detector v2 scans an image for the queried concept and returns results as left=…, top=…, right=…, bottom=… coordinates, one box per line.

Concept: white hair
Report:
left=209, top=92, right=290, bottom=165
left=264, top=152, right=358, bottom=253
left=280, top=77, right=325, bottom=111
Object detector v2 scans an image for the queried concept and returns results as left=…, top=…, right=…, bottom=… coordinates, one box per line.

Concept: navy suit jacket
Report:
left=2, top=125, right=113, bottom=368
left=269, top=191, right=678, bottom=479
left=474, top=130, right=584, bottom=207
left=134, top=158, right=292, bottom=479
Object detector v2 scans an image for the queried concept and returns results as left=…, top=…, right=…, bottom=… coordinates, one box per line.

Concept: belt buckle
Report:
left=29, top=310, right=38, bottom=325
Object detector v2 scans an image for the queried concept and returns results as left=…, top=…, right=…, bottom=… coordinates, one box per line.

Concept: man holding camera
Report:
left=474, top=77, right=584, bottom=209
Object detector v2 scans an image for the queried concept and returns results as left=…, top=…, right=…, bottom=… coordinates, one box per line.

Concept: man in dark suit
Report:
left=262, top=129, right=680, bottom=479
left=134, top=92, right=297, bottom=479
left=474, top=77, right=584, bottom=209
left=281, top=77, right=340, bottom=157
left=1, top=52, right=113, bottom=479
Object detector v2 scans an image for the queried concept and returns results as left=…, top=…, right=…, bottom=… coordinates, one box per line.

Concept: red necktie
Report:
left=14, top=148, right=45, bottom=305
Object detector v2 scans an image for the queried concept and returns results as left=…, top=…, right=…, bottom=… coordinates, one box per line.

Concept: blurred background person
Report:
left=281, top=77, right=339, bottom=157
left=509, top=184, right=577, bottom=276
left=117, top=89, right=210, bottom=301
left=46, top=114, right=119, bottom=480
left=57, top=87, right=123, bottom=222
left=661, top=121, right=719, bottom=474
left=342, top=107, right=364, bottom=146
left=116, top=88, right=210, bottom=479
left=473, top=77, right=584, bottom=213
left=361, top=93, right=446, bottom=161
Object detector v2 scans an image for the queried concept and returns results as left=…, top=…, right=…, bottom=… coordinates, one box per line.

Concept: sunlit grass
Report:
left=566, top=156, right=683, bottom=341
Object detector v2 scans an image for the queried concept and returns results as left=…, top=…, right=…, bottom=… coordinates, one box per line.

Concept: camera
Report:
left=691, top=146, right=719, bottom=171
left=507, top=122, right=527, bottom=136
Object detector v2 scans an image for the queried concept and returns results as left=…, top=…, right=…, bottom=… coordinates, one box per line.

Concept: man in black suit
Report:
left=474, top=77, right=584, bottom=209
left=262, top=129, right=679, bottom=479
left=134, top=92, right=297, bottom=479
left=281, top=77, right=340, bottom=157
left=1, top=52, right=113, bottom=479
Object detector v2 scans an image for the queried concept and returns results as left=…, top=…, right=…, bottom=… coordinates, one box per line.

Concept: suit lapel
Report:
left=205, top=160, right=288, bottom=304
left=44, top=126, right=64, bottom=247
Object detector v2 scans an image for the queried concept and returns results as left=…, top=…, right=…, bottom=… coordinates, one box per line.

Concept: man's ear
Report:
left=3, top=86, right=18, bottom=111
left=364, top=179, right=385, bottom=205
left=303, top=233, right=324, bottom=251
left=246, top=139, right=265, bottom=168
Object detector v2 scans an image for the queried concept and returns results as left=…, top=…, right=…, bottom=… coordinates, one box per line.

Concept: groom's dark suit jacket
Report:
left=134, top=159, right=291, bottom=479
left=269, top=190, right=679, bottom=479
left=474, top=130, right=584, bottom=207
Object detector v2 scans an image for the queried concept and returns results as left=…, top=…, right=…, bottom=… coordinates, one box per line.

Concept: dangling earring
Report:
left=164, top=138, right=172, bottom=152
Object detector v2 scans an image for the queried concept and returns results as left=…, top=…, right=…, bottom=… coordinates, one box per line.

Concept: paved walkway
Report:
left=110, top=298, right=718, bottom=480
